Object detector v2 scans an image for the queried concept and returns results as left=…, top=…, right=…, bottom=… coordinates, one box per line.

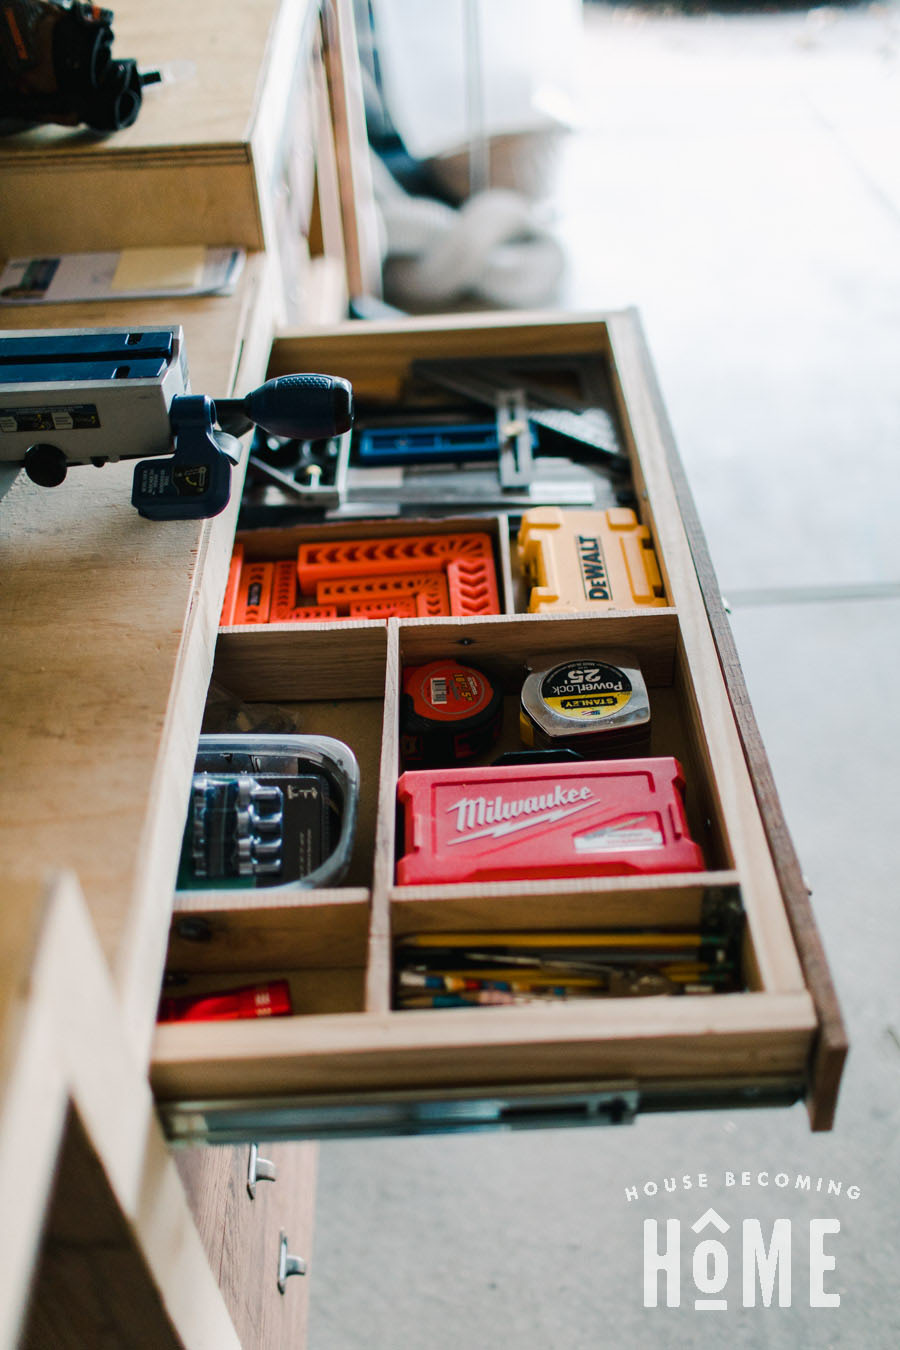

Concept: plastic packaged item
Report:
left=396, top=756, right=704, bottom=885
left=177, top=734, right=359, bottom=891
left=158, top=979, right=292, bottom=1023
left=517, top=506, right=666, bottom=613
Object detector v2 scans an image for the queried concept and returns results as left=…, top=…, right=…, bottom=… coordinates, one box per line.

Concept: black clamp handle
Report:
left=216, top=374, right=354, bottom=440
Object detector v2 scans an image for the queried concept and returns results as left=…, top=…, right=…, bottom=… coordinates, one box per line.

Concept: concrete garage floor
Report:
left=309, top=5, right=900, bottom=1346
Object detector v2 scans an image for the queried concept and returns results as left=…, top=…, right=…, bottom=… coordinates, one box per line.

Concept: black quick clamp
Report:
left=131, top=375, right=354, bottom=521
left=0, top=324, right=353, bottom=521
left=131, top=395, right=239, bottom=521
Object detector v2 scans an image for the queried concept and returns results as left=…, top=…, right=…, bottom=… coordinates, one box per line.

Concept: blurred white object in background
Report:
left=370, top=0, right=581, bottom=200
left=366, top=0, right=576, bottom=307
left=371, top=154, right=566, bottom=308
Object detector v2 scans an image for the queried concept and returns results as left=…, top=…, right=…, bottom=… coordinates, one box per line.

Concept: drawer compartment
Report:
left=151, top=310, right=845, bottom=1138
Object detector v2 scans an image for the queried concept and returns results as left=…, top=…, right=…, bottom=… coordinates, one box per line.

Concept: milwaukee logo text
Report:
left=447, top=783, right=594, bottom=842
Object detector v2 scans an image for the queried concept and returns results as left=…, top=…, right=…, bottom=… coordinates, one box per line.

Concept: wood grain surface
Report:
left=152, top=991, right=817, bottom=1103
left=175, top=1140, right=317, bottom=1350
left=0, top=0, right=319, bottom=253
left=0, top=874, right=240, bottom=1349
left=0, top=259, right=275, bottom=1059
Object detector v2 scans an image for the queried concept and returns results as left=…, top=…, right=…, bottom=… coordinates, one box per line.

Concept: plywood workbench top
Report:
left=0, top=260, right=274, bottom=1060
left=0, top=0, right=305, bottom=159
left=0, top=0, right=320, bottom=254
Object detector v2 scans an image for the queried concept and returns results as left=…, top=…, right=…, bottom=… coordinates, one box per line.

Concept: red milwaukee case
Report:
left=396, top=757, right=705, bottom=885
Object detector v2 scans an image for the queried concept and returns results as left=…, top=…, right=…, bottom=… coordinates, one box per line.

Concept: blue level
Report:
left=356, top=421, right=536, bottom=466
left=1, top=358, right=169, bottom=382
left=0, top=330, right=175, bottom=365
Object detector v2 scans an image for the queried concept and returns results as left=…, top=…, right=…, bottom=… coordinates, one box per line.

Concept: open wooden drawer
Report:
left=150, top=310, right=846, bottom=1140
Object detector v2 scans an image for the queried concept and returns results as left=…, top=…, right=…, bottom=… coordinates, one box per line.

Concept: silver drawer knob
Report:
left=247, top=1142, right=277, bottom=1198
left=277, top=1231, right=307, bottom=1292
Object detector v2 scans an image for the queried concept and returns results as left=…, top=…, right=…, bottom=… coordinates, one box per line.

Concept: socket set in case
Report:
left=177, top=734, right=359, bottom=892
